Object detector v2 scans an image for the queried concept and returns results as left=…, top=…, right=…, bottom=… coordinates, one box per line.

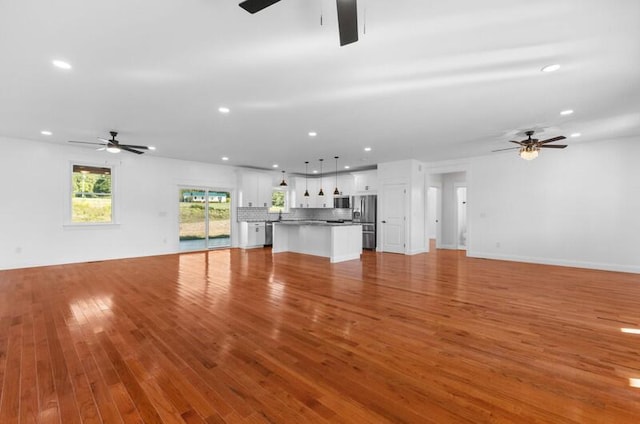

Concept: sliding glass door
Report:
left=179, top=188, right=231, bottom=251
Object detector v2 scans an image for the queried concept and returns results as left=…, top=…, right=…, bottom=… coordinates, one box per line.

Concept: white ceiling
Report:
left=1, top=0, right=639, bottom=173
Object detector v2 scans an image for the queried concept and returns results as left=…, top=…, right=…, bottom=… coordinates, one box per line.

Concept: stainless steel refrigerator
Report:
left=351, top=195, right=377, bottom=250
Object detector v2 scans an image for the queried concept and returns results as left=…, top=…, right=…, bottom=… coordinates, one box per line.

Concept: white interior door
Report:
left=455, top=184, right=467, bottom=250
left=381, top=183, right=406, bottom=254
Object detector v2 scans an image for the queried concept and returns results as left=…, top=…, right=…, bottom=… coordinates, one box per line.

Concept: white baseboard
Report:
left=467, top=250, right=640, bottom=275
left=331, top=253, right=361, bottom=263
left=407, top=247, right=428, bottom=255
left=438, top=244, right=458, bottom=250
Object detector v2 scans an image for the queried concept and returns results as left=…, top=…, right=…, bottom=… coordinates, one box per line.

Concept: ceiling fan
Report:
left=493, top=130, right=567, bottom=160
left=239, top=0, right=359, bottom=46
left=68, top=131, right=154, bottom=155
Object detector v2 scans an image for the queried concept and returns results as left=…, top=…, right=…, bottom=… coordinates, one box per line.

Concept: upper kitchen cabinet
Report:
left=335, top=173, right=355, bottom=197
left=292, top=177, right=333, bottom=208
left=353, top=169, right=378, bottom=194
left=239, top=171, right=274, bottom=207
left=293, top=177, right=311, bottom=208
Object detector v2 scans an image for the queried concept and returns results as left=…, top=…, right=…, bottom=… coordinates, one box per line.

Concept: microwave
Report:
left=333, top=196, right=350, bottom=209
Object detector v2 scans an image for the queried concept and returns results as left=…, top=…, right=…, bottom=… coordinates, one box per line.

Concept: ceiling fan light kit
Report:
left=519, top=146, right=539, bottom=160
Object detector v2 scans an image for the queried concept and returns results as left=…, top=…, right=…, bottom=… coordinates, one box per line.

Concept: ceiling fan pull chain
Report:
left=363, top=2, right=366, bottom=34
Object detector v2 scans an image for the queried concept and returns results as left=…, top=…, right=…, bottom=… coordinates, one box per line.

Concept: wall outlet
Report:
left=15, top=246, right=22, bottom=254
left=495, top=242, right=501, bottom=248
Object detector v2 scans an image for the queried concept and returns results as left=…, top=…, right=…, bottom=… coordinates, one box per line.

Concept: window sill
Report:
left=63, top=222, right=121, bottom=230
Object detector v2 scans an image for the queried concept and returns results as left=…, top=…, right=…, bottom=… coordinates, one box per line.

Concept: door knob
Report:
left=382, top=220, right=386, bottom=223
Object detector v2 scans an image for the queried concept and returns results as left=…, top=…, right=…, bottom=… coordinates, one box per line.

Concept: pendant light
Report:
left=279, top=170, right=288, bottom=186
left=304, top=161, right=310, bottom=197
left=318, top=159, right=324, bottom=196
left=333, top=156, right=340, bottom=195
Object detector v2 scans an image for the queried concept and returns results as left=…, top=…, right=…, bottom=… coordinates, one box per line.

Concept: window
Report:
left=71, top=164, right=113, bottom=223
left=270, top=189, right=287, bottom=213
left=179, top=188, right=231, bottom=250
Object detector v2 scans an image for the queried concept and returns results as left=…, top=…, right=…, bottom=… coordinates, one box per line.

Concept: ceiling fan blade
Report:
left=239, top=0, right=280, bottom=13
left=539, top=144, right=568, bottom=149
left=509, top=140, right=524, bottom=146
left=97, top=137, right=111, bottom=143
left=492, top=147, right=520, bottom=152
left=120, top=146, right=145, bottom=155
left=120, top=144, right=150, bottom=150
left=69, top=141, right=105, bottom=146
left=96, top=147, right=106, bottom=151
left=538, top=135, right=566, bottom=144
left=337, top=0, right=358, bottom=46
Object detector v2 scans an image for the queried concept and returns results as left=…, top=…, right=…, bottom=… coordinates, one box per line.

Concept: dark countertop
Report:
left=274, top=220, right=360, bottom=227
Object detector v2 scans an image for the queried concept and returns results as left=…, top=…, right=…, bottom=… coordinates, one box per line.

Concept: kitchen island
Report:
left=272, top=221, right=362, bottom=263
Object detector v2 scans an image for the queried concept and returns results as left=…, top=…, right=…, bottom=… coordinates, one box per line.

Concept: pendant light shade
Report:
left=333, top=156, right=340, bottom=195
left=318, top=159, right=324, bottom=196
left=279, top=170, right=288, bottom=186
left=304, top=161, right=310, bottom=197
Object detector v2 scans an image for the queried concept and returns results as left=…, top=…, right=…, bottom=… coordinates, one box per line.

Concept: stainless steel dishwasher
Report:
left=264, top=221, right=273, bottom=246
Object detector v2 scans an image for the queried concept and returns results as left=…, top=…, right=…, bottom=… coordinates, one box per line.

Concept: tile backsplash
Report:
left=237, top=207, right=352, bottom=222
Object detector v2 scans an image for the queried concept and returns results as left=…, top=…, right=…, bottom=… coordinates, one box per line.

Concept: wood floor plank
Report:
left=0, top=314, right=22, bottom=424
left=1, top=246, right=640, bottom=423
left=19, top=305, right=38, bottom=424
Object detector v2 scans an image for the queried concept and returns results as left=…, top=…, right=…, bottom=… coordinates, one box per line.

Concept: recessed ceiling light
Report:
left=364, top=147, right=372, bottom=152
left=218, top=106, right=230, bottom=114
left=272, top=164, right=279, bottom=168
left=344, top=165, right=350, bottom=169
left=221, top=156, right=229, bottom=161
left=308, top=131, right=317, bottom=137
left=312, top=170, right=318, bottom=174
left=570, top=133, right=581, bottom=138
left=148, top=146, right=156, bottom=150
left=40, top=130, right=52, bottom=136
left=52, top=59, right=72, bottom=70
left=541, top=64, right=561, bottom=73
left=560, top=109, right=574, bottom=116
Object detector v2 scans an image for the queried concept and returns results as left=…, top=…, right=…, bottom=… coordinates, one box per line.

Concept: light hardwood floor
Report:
left=1, top=246, right=639, bottom=423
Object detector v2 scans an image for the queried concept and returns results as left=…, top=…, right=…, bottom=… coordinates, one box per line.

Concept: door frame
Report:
left=380, top=182, right=407, bottom=254
left=178, top=185, right=233, bottom=251
left=427, top=185, right=443, bottom=249
left=454, top=182, right=468, bottom=250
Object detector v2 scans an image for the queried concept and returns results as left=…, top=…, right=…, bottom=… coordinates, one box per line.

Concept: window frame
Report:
left=64, top=161, right=119, bottom=227
left=269, top=188, right=289, bottom=213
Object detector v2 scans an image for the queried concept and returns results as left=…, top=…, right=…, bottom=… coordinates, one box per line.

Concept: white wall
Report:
left=0, top=136, right=238, bottom=270
left=466, top=136, right=640, bottom=273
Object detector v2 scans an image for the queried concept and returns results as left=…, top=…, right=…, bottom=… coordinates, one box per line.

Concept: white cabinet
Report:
left=293, top=177, right=311, bottom=208
left=335, top=173, right=354, bottom=197
left=239, top=172, right=274, bottom=207
left=293, top=177, right=331, bottom=208
left=240, top=222, right=266, bottom=248
left=312, top=178, right=332, bottom=208
left=353, top=170, right=378, bottom=194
